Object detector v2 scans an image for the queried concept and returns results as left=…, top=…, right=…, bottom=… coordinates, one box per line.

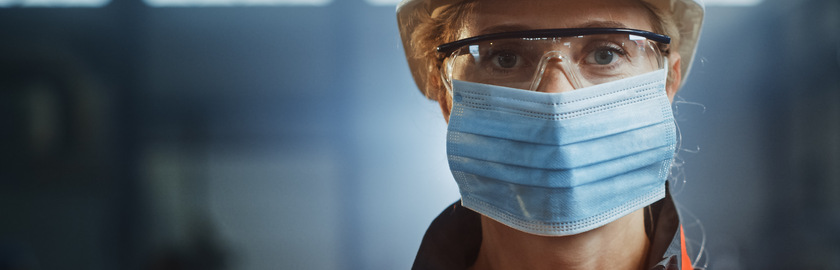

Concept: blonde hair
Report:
left=641, top=1, right=681, bottom=85
left=408, top=1, right=476, bottom=115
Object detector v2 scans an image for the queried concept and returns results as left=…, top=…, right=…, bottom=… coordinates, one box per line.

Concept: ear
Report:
left=666, top=52, right=682, bottom=102
left=430, top=73, right=452, bottom=123
left=438, top=97, right=451, bottom=123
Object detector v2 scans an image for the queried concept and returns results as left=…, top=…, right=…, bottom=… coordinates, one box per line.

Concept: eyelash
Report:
left=484, top=48, right=525, bottom=72
left=582, top=42, right=628, bottom=62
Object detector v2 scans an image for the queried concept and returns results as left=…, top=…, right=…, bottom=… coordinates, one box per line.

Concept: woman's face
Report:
left=456, top=0, right=678, bottom=95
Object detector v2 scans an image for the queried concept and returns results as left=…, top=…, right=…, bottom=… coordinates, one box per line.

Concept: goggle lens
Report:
left=440, top=30, right=668, bottom=92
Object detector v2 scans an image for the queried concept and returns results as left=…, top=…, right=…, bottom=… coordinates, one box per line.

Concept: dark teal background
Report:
left=1, top=0, right=838, bottom=269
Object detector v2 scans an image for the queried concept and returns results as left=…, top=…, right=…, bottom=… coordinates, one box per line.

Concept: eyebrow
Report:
left=477, top=20, right=631, bottom=36
left=477, top=24, right=531, bottom=35
left=576, top=20, right=629, bottom=29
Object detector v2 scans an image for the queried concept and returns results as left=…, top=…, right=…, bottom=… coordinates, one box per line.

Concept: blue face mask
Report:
left=446, top=69, right=676, bottom=236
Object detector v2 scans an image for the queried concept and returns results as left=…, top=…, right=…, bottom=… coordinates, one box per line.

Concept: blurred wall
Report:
left=0, top=0, right=838, bottom=269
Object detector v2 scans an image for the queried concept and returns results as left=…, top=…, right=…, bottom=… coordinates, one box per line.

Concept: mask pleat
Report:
left=446, top=69, right=675, bottom=236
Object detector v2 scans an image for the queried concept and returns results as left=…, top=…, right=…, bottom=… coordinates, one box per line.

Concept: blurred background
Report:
left=0, top=0, right=838, bottom=269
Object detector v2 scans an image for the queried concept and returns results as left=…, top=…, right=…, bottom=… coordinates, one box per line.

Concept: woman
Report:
left=396, top=0, right=704, bottom=269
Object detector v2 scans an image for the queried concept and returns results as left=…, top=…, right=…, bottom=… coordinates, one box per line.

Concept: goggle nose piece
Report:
left=528, top=51, right=584, bottom=92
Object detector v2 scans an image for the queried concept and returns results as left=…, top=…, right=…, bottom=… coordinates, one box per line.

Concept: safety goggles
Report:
left=438, top=28, right=671, bottom=92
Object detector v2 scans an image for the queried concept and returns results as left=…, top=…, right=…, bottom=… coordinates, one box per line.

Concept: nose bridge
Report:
left=531, top=52, right=578, bottom=93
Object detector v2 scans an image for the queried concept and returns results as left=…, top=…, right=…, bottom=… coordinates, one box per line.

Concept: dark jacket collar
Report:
left=412, top=187, right=688, bottom=270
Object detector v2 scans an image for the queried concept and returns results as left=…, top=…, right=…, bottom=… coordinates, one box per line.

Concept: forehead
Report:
left=463, top=0, right=656, bottom=37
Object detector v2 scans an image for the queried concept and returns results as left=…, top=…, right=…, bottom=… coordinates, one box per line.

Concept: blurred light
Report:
left=364, top=0, right=398, bottom=5
left=366, top=0, right=765, bottom=7
left=144, top=0, right=329, bottom=7
left=0, top=0, right=108, bottom=7
left=705, top=0, right=764, bottom=6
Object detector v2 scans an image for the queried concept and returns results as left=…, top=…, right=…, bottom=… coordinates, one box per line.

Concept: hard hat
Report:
left=396, top=0, right=705, bottom=99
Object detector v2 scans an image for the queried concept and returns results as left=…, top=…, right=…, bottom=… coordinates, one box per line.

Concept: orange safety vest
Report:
left=680, top=225, right=693, bottom=270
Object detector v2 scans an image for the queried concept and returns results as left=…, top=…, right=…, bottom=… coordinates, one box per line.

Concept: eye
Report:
left=593, top=50, right=615, bottom=65
left=495, top=52, right=518, bottom=68
left=586, top=48, right=621, bottom=65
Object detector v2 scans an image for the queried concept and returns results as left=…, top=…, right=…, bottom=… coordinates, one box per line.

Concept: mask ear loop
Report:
left=528, top=51, right=584, bottom=92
